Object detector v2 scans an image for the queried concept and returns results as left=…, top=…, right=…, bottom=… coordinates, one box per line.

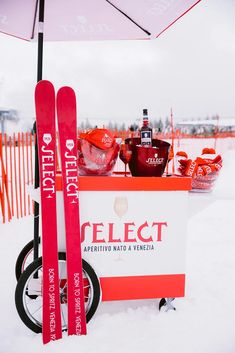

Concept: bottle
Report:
left=140, top=109, right=152, bottom=147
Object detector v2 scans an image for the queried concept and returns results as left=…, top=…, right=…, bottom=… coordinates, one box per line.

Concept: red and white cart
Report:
left=15, top=174, right=191, bottom=333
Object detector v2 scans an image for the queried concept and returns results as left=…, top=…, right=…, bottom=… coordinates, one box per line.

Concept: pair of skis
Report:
left=35, top=80, right=87, bottom=344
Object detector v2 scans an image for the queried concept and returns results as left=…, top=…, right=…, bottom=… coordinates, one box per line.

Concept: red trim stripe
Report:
left=100, top=274, right=185, bottom=301
left=156, top=1, right=202, bottom=39
left=56, top=174, right=191, bottom=191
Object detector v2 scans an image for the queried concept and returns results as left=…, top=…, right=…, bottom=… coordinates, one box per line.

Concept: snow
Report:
left=1, top=149, right=235, bottom=353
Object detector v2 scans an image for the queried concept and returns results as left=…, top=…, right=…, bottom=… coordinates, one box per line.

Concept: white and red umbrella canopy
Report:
left=1, top=0, right=201, bottom=42
left=0, top=0, right=202, bottom=81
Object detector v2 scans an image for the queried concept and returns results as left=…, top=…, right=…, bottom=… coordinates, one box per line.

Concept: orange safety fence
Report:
left=1, top=130, right=235, bottom=224
left=0, top=131, right=66, bottom=224
left=0, top=132, right=35, bottom=224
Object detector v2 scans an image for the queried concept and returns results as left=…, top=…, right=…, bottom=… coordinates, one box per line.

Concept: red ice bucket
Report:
left=125, top=138, right=171, bottom=177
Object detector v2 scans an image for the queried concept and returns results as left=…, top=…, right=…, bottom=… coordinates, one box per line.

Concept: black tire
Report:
left=158, top=298, right=166, bottom=311
left=15, top=239, right=41, bottom=281
left=159, top=298, right=175, bottom=311
left=15, top=253, right=101, bottom=333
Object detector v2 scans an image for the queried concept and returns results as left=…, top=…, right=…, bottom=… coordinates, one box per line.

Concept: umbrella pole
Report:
left=37, top=0, right=44, bottom=82
left=33, top=0, right=45, bottom=261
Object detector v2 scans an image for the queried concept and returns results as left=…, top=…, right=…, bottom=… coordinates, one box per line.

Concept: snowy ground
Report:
left=1, top=149, right=235, bottom=353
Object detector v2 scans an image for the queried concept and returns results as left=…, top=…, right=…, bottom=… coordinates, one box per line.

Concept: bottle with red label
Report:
left=140, top=109, right=152, bottom=147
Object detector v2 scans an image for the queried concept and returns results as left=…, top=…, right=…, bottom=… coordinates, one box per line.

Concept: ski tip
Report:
left=57, top=86, right=76, bottom=97
left=36, top=80, right=54, bottom=88
left=56, top=86, right=76, bottom=110
left=35, top=80, right=55, bottom=101
left=35, top=80, right=55, bottom=94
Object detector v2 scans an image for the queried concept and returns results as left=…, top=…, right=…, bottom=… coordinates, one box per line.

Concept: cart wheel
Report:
left=15, top=238, right=41, bottom=281
left=15, top=252, right=101, bottom=333
left=159, top=298, right=176, bottom=312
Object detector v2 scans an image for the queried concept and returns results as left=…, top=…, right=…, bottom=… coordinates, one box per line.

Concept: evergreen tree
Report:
left=84, top=118, right=92, bottom=129
left=158, top=118, right=164, bottom=132
left=120, top=122, right=126, bottom=131
left=164, top=116, right=170, bottom=130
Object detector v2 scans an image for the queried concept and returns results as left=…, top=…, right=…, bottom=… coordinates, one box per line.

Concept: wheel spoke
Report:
left=61, top=304, right=67, bottom=328
left=31, top=304, right=43, bottom=316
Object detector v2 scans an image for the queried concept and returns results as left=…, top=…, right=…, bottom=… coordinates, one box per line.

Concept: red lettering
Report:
left=80, top=221, right=168, bottom=244
left=81, top=222, right=91, bottom=243
left=152, top=222, right=167, bottom=241
left=124, top=222, right=137, bottom=242
left=92, top=223, right=106, bottom=243
left=137, top=221, right=153, bottom=242
left=108, top=223, right=121, bottom=242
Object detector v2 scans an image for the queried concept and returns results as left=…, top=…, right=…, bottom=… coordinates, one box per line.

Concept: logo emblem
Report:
left=43, top=133, right=52, bottom=145
left=102, top=133, right=113, bottom=147
left=66, top=139, right=74, bottom=151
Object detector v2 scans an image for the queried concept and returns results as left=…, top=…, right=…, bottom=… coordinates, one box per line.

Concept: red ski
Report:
left=35, top=80, right=62, bottom=344
left=56, top=86, right=87, bottom=336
